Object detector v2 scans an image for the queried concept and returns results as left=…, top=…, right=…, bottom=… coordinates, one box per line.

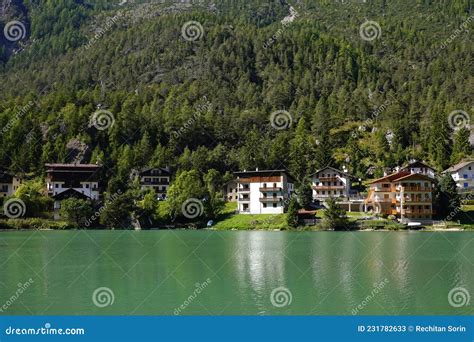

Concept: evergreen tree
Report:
left=286, top=196, right=299, bottom=228
left=433, top=174, right=461, bottom=219
left=297, top=178, right=313, bottom=209
left=451, top=128, right=472, bottom=164
left=322, top=197, right=350, bottom=230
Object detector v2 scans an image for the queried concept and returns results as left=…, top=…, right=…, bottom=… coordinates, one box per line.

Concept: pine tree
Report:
left=297, top=178, right=313, bottom=209
left=451, top=128, right=472, bottom=164
left=286, top=196, right=299, bottom=228
left=433, top=174, right=461, bottom=218
left=322, top=197, right=350, bottom=230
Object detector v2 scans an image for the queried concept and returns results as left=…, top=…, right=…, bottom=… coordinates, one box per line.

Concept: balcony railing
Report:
left=259, top=187, right=282, bottom=192
left=403, top=209, right=432, bottom=214
left=399, top=198, right=432, bottom=203
left=259, top=197, right=283, bottom=202
left=313, top=185, right=345, bottom=190
left=316, top=177, right=340, bottom=182
left=238, top=188, right=250, bottom=193
left=141, top=181, right=169, bottom=186
left=373, top=187, right=395, bottom=192
left=396, top=186, right=431, bottom=192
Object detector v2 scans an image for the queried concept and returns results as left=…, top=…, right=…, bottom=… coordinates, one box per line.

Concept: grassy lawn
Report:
left=213, top=213, right=288, bottom=230
left=213, top=201, right=288, bottom=230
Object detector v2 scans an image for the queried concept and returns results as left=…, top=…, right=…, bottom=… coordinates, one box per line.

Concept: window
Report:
left=340, top=190, right=343, bottom=195
left=273, top=183, right=277, bottom=188
left=469, top=166, right=472, bottom=170
left=273, top=203, right=277, bottom=208
left=464, top=183, right=469, bottom=188
left=263, top=183, right=267, bottom=188
left=86, top=184, right=90, bottom=188
left=263, top=193, right=267, bottom=198
left=339, top=182, right=343, bottom=186
left=263, top=203, right=267, bottom=208
left=322, top=191, right=325, bottom=195
left=273, top=193, right=277, bottom=198
left=463, top=174, right=468, bottom=179
left=55, top=184, right=59, bottom=188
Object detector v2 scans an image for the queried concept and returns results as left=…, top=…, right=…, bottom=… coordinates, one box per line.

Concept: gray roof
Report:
left=443, top=160, right=474, bottom=173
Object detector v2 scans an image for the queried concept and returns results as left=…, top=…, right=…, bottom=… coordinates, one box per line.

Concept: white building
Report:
left=139, top=167, right=171, bottom=199
left=311, top=167, right=353, bottom=200
left=46, top=163, right=101, bottom=200
left=46, top=163, right=101, bottom=219
left=399, top=161, right=436, bottom=179
left=443, top=160, right=474, bottom=191
left=223, top=179, right=238, bottom=202
left=0, top=169, right=21, bottom=197
left=234, top=169, right=294, bottom=214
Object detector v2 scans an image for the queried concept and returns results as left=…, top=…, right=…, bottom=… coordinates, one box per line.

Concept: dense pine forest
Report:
left=0, top=0, right=472, bottom=219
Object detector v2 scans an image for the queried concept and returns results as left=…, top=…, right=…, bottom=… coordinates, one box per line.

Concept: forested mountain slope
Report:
left=0, top=0, right=472, bottom=191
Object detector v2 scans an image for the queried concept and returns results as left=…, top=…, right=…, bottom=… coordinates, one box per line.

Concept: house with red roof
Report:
left=365, top=171, right=435, bottom=221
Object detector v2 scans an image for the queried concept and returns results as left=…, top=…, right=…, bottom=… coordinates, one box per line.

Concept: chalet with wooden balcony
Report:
left=0, top=168, right=21, bottom=197
left=46, top=163, right=101, bottom=219
left=365, top=171, right=434, bottom=221
left=399, top=160, right=436, bottom=179
left=139, top=167, right=171, bottom=199
left=311, top=167, right=354, bottom=200
left=234, top=169, right=294, bottom=214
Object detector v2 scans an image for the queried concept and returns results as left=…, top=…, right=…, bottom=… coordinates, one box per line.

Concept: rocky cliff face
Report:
left=0, top=0, right=29, bottom=56
left=0, top=0, right=28, bottom=20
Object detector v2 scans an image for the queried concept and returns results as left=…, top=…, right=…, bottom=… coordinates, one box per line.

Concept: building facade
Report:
left=365, top=171, right=434, bottom=221
left=0, top=169, right=21, bottom=197
left=311, top=167, right=353, bottom=200
left=223, top=179, right=238, bottom=202
left=234, top=169, right=294, bottom=214
left=139, top=167, right=171, bottom=198
left=399, top=160, right=436, bottom=179
left=46, top=163, right=101, bottom=200
left=443, top=160, right=474, bottom=191
left=46, top=163, right=101, bottom=219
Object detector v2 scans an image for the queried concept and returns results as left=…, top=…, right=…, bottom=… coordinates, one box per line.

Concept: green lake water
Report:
left=0, top=230, right=472, bottom=315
